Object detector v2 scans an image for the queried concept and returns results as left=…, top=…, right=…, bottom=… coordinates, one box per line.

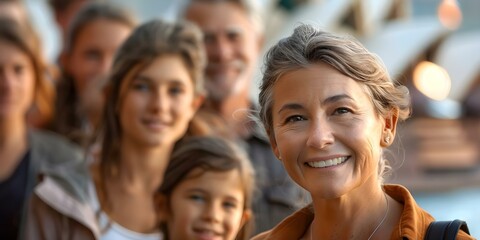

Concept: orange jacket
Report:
left=252, top=184, right=474, bottom=240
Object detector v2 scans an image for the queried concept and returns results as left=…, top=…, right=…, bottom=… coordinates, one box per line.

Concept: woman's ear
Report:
left=154, top=193, right=170, bottom=222
left=381, top=108, right=399, bottom=147
left=192, top=95, right=205, bottom=113
left=267, top=131, right=281, bottom=161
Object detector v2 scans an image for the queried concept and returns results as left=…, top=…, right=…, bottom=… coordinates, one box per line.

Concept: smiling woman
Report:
left=252, top=24, right=473, bottom=240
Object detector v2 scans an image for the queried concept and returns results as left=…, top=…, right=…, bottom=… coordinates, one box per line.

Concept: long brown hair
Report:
left=158, top=136, right=255, bottom=240
left=0, top=17, right=55, bottom=125
left=98, top=19, right=206, bottom=212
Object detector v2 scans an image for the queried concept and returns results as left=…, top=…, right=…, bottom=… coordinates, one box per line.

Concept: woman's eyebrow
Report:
left=321, top=94, right=354, bottom=105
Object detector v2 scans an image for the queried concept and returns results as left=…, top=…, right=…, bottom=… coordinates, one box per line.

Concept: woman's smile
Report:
left=305, top=156, right=350, bottom=168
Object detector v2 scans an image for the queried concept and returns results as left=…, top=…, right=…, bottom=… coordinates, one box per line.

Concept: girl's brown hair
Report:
left=158, top=136, right=255, bottom=240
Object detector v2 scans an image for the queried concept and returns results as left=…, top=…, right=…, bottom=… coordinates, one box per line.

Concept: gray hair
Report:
left=259, top=24, right=411, bottom=182
left=179, top=0, right=264, bottom=34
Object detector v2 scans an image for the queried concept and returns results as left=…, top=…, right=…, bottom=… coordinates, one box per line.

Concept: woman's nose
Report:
left=306, top=117, right=335, bottom=149
left=150, top=90, right=170, bottom=113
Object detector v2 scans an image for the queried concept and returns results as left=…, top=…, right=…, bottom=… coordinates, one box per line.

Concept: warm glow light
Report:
left=438, top=0, right=462, bottom=30
left=413, top=61, right=451, bottom=101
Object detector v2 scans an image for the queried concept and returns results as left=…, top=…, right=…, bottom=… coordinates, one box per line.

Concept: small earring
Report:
left=278, top=156, right=282, bottom=160
left=385, top=136, right=391, bottom=144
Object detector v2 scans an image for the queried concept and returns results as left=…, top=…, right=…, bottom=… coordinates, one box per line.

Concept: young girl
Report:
left=156, top=136, right=255, bottom=240
left=25, top=19, right=206, bottom=239
left=53, top=2, right=136, bottom=147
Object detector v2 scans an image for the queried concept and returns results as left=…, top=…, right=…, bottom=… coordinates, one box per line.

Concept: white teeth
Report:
left=307, top=157, right=348, bottom=168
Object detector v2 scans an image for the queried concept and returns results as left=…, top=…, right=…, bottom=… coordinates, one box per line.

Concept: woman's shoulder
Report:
left=29, top=129, right=84, bottom=163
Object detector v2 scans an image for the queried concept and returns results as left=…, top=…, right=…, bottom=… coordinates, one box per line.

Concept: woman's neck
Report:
left=0, top=118, right=28, bottom=180
left=309, top=181, right=391, bottom=239
left=113, top=140, right=173, bottom=193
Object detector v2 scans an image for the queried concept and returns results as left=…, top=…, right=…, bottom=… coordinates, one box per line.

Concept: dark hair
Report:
left=0, top=17, right=55, bottom=125
left=53, top=1, right=136, bottom=145
left=158, top=136, right=255, bottom=240
left=98, top=18, right=206, bottom=212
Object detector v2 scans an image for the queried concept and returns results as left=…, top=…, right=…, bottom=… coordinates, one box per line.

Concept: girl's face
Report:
left=269, top=63, right=396, bottom=199
left=0, top=40, right=35, bottom=120
left=161, top=169, right=250, bottom=240
left=119, top=55, right=202, bottom=148
left=64, top=18, right=131, bottom=105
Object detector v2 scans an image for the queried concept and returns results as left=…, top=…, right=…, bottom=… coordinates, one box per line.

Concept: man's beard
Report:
left=205, top=60, right=248, bottom=101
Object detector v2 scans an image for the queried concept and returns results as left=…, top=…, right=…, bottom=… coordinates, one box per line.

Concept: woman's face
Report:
left=269, top=63, right=390, bottom=199
left=119, top=55, right=202, bottom=148
left=0, top=40, right=35, bottom=120
left=64, top=18, right=131, bottom=107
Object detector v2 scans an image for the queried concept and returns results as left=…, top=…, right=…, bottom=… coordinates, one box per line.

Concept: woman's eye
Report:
left=284, top=115, right=305, bottom=123
left=13, top=65, right=24, bottom=75
left=169, top=86, right=184, bottom=95
left=132, top=82, right=149, bottom=91
left=84, top=49, right=102, bottom=61
left=334, top=107, right=352, bottom=115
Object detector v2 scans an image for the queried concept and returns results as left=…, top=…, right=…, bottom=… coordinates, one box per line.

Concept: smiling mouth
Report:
left=306, top=156, right=349, bottom=168
left=193, top=228, right=222, bottom=240
left=142, top=119, right=169, bottom=129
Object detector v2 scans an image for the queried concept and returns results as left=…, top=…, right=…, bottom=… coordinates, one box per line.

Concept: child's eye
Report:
left=223, top=201, right=238, bottom=209
left=284, top=115, right=306, bottom=124
left=333, top=107, right=352, bottom=115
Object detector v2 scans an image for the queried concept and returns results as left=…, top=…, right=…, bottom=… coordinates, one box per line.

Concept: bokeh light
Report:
left=438, top=0, right=462, bottom=30
left=413, top=61, right=451, bottom=101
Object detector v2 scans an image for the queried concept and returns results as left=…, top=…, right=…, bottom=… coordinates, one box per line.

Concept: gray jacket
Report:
left=21, top=130, right=99, bottom=239
left=243, top=121, right=307, bottom=234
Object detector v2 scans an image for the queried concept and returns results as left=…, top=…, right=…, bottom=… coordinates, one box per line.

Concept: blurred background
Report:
left=25, top=0, right=479, bottom=236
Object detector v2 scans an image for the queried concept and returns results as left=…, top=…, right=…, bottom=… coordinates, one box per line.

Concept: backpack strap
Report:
left=425, top=219, right=471, bottom=240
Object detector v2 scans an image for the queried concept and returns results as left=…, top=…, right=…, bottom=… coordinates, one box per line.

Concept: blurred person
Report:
left=252, top=24, right=473, bottom=239
left=0, top=17, right=83, bottom=240
left=25, top=19, right=206, bottom=239
left=182, top=0, right=306, bottom=233
left=156, top=136, right=254, bottom=240
left=0, top=0, right=58, bottom=129
left=0, top=0, right=28, bottom=24
left=48, top=0, right=90, bottom=43
left=53, top=2, right=136, bottom=147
